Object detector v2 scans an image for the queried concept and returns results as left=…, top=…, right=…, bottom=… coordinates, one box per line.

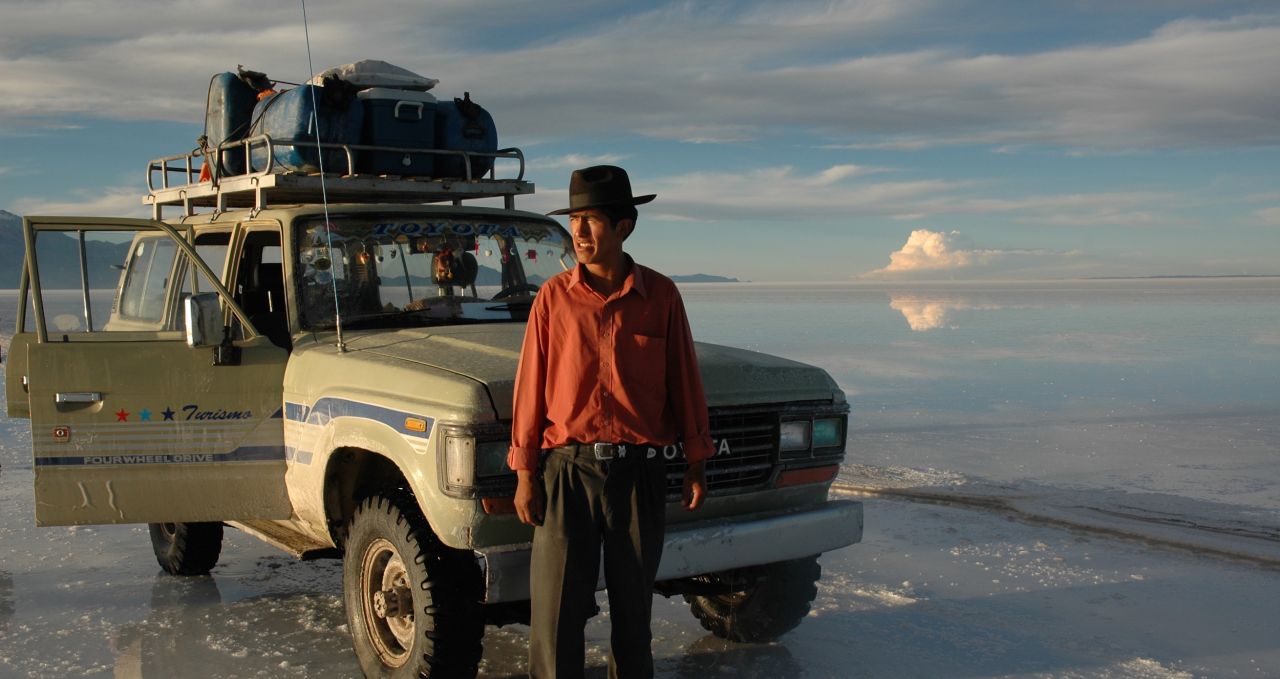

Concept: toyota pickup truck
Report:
left=4, top=140, right=861, bottom=678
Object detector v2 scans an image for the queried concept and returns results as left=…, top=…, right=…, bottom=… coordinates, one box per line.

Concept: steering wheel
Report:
left=492, top=284, right=540, bottom=300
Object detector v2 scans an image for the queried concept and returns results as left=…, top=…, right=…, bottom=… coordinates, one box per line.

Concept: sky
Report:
left=1, top=0, right=1278, bottom=282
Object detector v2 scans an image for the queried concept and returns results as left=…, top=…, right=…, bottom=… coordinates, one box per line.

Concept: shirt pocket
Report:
left=620, top=333, right=667, bottom=393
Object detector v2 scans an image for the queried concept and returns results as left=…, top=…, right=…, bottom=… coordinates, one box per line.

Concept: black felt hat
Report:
left=546, top=165, right=656, bottom=215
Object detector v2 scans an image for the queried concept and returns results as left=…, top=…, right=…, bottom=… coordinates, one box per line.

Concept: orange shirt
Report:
left=507, top=260, right=714, bottom=471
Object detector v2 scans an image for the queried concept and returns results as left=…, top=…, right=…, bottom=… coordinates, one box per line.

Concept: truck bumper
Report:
left=475, top=498, right=863, bottom=604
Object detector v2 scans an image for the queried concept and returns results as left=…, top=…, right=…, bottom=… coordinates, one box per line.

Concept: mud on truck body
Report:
left=4, top=138, right=862, bottom=677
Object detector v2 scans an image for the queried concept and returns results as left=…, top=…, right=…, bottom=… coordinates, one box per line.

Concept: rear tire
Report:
left=343, top=493, right=484, bottom=678
left=148, top=522, right=224, bottom=576
left=684, top=556, right=821, bottom=642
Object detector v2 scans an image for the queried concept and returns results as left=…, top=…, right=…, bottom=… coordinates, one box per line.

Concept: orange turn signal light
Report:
left=404, top=418, right=428, bottom=433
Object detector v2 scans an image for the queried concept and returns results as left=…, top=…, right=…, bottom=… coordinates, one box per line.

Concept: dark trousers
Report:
left=529, top=448, right=668, bottom=679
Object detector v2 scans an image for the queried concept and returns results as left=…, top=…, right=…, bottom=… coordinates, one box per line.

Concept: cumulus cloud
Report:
left=1, top=2, right=1276, bottom=151
left=861, top=229, right=1067, bottom=279
left=867, top=230, right=991, bottom=274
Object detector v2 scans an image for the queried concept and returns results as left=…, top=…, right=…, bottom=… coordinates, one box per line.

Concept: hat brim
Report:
left=546, top=194, right=656, bottom=216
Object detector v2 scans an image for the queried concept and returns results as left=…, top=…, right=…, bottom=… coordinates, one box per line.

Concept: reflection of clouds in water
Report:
left=889, top=294, right=1004, bottom=331
left=890, top=298, right=953, bottom=331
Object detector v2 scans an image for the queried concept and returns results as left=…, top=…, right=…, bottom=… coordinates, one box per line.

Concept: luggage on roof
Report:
left=193, top=62, right=500, bottom=182
left=307, top=59, right=438, bottom=91
left=434, top=92, right=498, bottom=178
left=249, top=83, right=364, bottom=174
left=356, top=88, right=438, bottom=176
left=204, top=70, right=262, bottom=176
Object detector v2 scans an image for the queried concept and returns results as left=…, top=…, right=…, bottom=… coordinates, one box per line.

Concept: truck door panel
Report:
left=20, top=216, right=291, bottom=526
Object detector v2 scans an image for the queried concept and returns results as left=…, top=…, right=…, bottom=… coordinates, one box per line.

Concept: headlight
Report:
left=812, top=417, right=843, bottom=448
left=475, top=440, right=511, bottom=478
left=779, top=420, right=811, bottom=451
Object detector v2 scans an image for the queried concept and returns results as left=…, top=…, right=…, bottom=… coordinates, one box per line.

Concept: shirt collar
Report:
left=568, top=255, right=648, bottom=299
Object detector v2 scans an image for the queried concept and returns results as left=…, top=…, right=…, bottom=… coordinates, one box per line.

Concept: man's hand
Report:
left=514, top=470, right=545, bottom=526
left=682, top=461, right=706, bottom=511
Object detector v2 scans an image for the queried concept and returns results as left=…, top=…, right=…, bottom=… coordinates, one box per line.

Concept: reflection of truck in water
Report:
left=6, top=137, right=861, bottom=677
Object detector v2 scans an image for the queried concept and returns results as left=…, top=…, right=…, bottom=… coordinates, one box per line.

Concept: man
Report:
left=508, top=165, right=713, bottom=678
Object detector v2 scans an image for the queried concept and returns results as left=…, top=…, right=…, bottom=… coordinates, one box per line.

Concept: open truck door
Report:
left=14, top=216, right=291, bottom=526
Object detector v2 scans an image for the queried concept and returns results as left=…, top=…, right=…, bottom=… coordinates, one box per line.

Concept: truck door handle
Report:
left=56, top=392, right=103, bottom=404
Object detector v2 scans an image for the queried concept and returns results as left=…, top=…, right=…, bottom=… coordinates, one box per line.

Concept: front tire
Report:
left=148, top=522, right=224, bottom=575
left=343, top=493, right=484, bottom=678
left=684, top=556, right=822, bottom=643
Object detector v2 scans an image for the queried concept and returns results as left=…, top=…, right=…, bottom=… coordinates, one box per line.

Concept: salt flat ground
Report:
left=2, top=444, right=1278, bottom=678
left=2, top=280, right=1279, bottom=677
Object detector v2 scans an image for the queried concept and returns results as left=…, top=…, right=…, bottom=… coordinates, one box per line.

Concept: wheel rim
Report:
left=360, top=537, right=415, bottom=667
left=160, top=523, right=178, bottom=540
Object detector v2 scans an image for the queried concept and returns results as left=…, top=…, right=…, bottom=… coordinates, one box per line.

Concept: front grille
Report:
left=664, top=410, right=778, bottom=498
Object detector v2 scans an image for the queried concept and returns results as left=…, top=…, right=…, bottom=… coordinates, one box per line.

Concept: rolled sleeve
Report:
left=508, top=292, right=550, bottom=471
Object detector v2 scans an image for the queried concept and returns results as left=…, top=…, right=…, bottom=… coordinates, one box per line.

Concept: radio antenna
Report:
left=300, top=0, right=346, bottom=352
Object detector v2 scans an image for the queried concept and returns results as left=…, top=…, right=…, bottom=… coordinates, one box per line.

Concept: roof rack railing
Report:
left=144, top=138, right=533, bottom=219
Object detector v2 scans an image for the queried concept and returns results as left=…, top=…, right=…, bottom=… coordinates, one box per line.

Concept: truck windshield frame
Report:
left=294, top=213, right=574, bottom=331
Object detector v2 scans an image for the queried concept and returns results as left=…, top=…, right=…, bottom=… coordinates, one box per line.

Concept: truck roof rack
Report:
left=144, top=135, right=535, bottom=219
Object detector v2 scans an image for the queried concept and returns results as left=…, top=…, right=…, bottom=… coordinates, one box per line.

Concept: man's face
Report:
left=569, top=208, right=631, bottom=266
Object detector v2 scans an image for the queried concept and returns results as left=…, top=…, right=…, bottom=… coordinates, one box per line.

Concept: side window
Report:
left=118, top=237, right=178, bottom=322
left=21, top=223, right=248, bottom=339
left=27, top=228, right=161, bottom=334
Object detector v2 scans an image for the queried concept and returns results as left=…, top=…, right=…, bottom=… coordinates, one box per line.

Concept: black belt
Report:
left=550, top=442, right=656, bottom=461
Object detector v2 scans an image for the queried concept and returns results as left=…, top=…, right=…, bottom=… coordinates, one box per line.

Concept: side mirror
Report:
left=184, top=293, right=222, bottom=348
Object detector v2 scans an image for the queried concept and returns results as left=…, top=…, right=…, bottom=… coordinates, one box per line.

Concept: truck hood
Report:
left=339, top=324, right=840, bottom=419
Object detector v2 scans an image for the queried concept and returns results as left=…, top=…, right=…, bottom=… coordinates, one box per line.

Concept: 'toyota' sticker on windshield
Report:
left=370, top=222, right=524, bottom=238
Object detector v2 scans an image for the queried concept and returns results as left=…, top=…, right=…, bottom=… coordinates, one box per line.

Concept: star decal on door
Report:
left=115, top=409, right=129, bottom=422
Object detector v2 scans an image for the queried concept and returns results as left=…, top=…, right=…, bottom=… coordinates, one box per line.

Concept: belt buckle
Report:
left=592, top=443, right=623, bottom=460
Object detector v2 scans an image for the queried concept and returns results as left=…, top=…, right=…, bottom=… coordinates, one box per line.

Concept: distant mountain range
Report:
left=669, top=273, right=740, bottom=283
left=0, top=210, right=131, bottom=289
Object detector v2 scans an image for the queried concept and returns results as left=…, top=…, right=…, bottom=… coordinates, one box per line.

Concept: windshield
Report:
left=295, top=213, right=573, bottom=330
